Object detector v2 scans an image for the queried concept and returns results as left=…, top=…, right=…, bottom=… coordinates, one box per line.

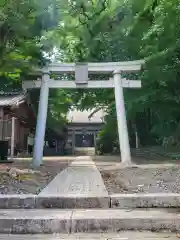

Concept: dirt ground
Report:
left=0, top=159, right=71, bottom=194
left=101, top=165, right=180, bottom=194
left=1, top=154, right=180, bottom=195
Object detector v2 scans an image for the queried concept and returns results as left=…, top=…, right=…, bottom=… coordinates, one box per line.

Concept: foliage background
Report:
left=0, top=0, right=179, bottom=151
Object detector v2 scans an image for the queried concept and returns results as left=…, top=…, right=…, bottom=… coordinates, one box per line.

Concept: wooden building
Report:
left=0, top=92, right=36, bottom=155
left=66, top=108, right=105, bottom=155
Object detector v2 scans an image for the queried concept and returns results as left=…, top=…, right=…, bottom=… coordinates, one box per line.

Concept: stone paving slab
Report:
left=0, top=232, right=177, bottom=239
left=39, top=157, right=108, bottom=203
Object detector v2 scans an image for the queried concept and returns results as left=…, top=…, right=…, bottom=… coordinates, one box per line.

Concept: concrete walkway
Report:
left=39, top=156, right=108, bottom=197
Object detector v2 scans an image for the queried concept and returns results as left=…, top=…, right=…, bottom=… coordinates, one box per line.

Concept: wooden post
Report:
left=72, top=130, right=75, bottom=155
left=94, top=131, right=97, bottom=153
left=0, top=108, right=4, bottom=140
left=10, top=117, right=15, bottom=160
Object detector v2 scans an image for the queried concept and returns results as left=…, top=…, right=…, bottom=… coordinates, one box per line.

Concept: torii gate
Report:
left=22, top=60, right=144, bottom=167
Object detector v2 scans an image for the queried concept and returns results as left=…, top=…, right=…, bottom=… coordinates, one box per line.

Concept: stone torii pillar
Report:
left=33, top=72, right=49, bottom=167
left=113, top=70, right=131, bottom=164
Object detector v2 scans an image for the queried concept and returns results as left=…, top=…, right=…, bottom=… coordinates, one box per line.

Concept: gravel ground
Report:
left=101, top=166, right=180, bottom=194
left=0, top=160, right=71, bottom=194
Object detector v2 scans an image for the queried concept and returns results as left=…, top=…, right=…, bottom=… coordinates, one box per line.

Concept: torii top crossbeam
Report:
left=23, top=60, right=144, bottom=89
left=34, top=60, right=144, bottom=74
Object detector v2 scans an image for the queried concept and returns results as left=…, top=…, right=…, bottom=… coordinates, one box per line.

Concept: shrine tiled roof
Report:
left=0, top=92, right=26, bottom=106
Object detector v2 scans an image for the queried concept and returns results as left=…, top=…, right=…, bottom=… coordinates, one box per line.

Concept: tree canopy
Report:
left=0, top=0, right=179, bottom=149
left=0, top=0, right=69, bottom=132
left=47, top=0, right=179, bottom=149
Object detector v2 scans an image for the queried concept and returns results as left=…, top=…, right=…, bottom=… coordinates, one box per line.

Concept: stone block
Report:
left=36, top=195, right=110, bottom=209
left=110, top=193, right=180, bottom=208
left=0, top=209, right=71, bottom=234
left=71, top=209, right=180, bottom=233
left=0, top=195, right=36, bottom=209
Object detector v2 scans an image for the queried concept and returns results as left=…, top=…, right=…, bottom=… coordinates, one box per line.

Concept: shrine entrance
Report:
left=22, top=60, right=144, bottom=167
left=75, top=133, right=94, bottom=148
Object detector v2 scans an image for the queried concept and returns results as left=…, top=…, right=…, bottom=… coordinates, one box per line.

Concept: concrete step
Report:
left=75, top=148, right=95, bottom=156
left=75, top=147, right=96, bottom=156
left=0, top=232, right=177, bottom=239
left=0, top=194, right=109, bottom=209
left=0, top=209, right=179, bottom=233
left=1, top=193, right=180, bottom=209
